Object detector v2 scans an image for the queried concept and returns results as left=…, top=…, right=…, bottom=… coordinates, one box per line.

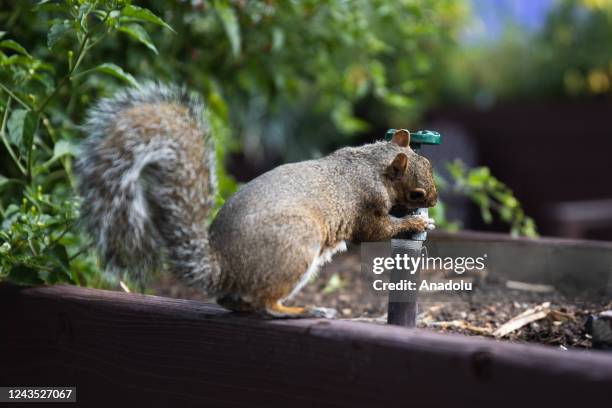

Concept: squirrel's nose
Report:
left=409, top=188, right=426, bottom=201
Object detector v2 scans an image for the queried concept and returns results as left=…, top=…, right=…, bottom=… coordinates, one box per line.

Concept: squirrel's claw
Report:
left=424, top=216, right=436, bottom=231
left=405, top=214, right=435, bottom=232
left=304, top=306, right=338, bottom=319
left=416, top=214, right=435, bottom=232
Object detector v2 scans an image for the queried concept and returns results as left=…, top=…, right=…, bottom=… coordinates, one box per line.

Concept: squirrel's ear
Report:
left=389, top=153, right=408, bottom=177
left=391, top=129, right=410, bottom=147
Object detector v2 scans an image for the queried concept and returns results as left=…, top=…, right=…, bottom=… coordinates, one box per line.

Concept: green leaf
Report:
left=214, top=0, right=241, bottom=58
left=271, top=28, right=284, bottom=52
left=47, top=267, right=72, bottom=284
left=118, top=24, right=158, bottom=54
left=92, top=63, right=138, bottom=87
left=331, top=102, right=369, bottom=134
left=0, top=174, right=8, bottom=191
left=382, top=92, right=414, bottom=108
left=77, top=3, right=93, bottom=24
left=49, top=244, right=69, bottom=270
left=120, top=5, right=175, bottom=33
left=34, top=1, right=64, bottom=13
left=322, top=272, right=344, bottom=294
left=502, top=195, right=518, bottom=209
left=8, top=109, right=39, bottom=155
left=0, top=40, right=31, bottom=57
left=480, top=207, right=493, bottom=224
left=47, top=20, right=72, bottom=49
left=52, top=139, right=78, bottom=161
left=499, top=206, right=512, bottom=222
left=207, top=92, right=228, bottom=120
left=8, top=264, right=44, bottom=285
left=7, top=109, right=26, bottom=145
left=24, top=112, right=39, bottom=155
left=446, top=160, right=465, bottom=180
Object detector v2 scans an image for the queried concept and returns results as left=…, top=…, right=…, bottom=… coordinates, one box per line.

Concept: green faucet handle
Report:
left=385, top=129, right=441, bottom=149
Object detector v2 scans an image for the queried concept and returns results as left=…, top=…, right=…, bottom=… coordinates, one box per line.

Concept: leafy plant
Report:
left=1, top=186, right=84, bottom=284
left=0, top=0, right=172, bottom=285
left=132, top=0, right=468, bottom=161
left=442, top=160, right=537, bottom=237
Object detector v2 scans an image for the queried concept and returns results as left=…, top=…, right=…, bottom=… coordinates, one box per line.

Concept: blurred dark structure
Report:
left=425, top=99, right=612, bottom=241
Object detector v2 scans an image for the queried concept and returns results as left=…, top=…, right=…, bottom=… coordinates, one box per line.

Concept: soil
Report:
left=153, top=246, right=611, bottom=350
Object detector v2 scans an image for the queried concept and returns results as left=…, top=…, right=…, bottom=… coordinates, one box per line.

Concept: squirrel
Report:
left=76, top=82, right=437, bottom=318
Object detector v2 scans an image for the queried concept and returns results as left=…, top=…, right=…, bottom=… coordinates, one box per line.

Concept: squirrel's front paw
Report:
left=304, top=306, right=337, bottom=319
left=408, top=215, right=435, bottom=232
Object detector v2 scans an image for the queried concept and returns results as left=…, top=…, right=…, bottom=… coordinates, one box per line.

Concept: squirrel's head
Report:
left=384, top=129, right=438, bottom=209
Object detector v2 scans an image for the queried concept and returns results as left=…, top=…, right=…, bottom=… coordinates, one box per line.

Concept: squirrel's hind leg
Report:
left=259, top=243, right=345, bottom=319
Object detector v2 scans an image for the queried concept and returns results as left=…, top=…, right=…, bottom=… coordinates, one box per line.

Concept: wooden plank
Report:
left=2, top=283, right=612, bottom=407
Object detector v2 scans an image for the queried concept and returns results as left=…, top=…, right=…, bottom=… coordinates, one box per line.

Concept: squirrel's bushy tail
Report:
left=76, top=82, right=220, bottom=290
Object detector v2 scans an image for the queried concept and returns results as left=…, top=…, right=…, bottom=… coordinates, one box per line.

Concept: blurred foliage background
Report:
left=5, top=0, right=608, bottom=287
left=432, top=0, right=612, bottom=106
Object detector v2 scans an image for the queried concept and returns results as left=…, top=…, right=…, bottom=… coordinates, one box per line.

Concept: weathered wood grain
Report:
left=2, top=283, right=612, bottom=407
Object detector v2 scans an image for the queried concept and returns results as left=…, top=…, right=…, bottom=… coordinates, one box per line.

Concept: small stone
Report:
left=585, top=312, right=612, bottom=350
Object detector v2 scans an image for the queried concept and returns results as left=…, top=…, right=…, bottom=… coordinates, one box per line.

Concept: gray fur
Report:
left=76, top=82, right=218, bottom=287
